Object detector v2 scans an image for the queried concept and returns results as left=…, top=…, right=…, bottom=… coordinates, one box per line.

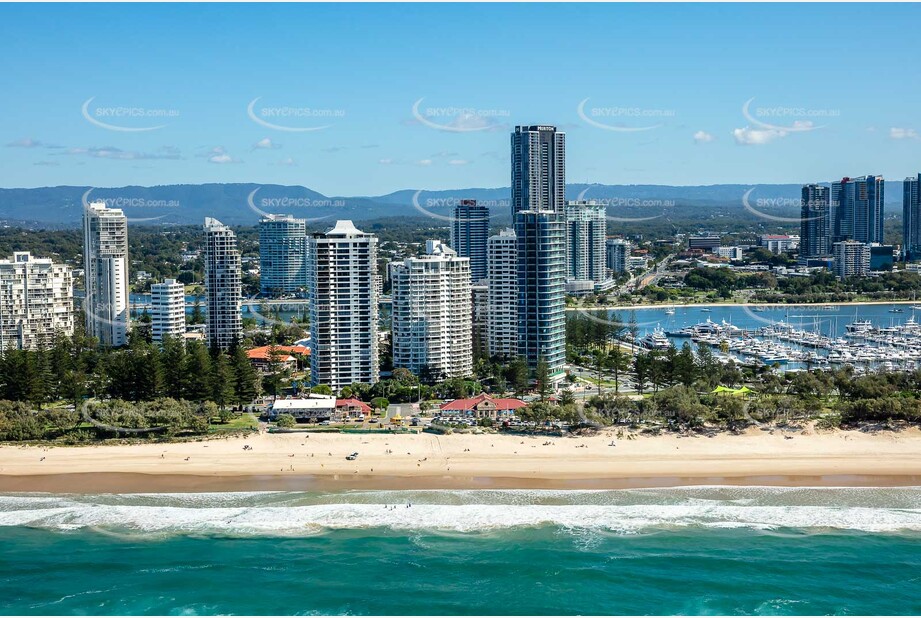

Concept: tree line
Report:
left=0, top=330, right=260, bottom=409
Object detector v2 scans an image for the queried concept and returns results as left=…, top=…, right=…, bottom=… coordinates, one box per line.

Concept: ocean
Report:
left=1, top=487, right=920, bottom=615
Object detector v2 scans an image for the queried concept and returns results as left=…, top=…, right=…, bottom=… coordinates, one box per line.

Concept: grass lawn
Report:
left=210, top=412, right=260, bottom=433
left=576, top=376, right=621, bottom=387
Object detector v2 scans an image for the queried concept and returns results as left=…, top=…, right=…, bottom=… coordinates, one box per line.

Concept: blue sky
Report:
left=2, top=3, right=920, bottom=195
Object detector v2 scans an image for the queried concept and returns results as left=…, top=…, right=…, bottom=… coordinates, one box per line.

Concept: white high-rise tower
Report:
left=307, top=220, right=379, bottom=390
left=486, top=228, right=518, bottom=359
left=391, top=240, right=472, bottom=379
left=83, top=200, right=128, bottom=347
left=203, top=218, right=242, bottom=350
left=151, top=278, right=186, bottom=342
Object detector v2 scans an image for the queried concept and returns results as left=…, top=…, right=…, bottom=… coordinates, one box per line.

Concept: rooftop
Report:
left=440, top=393, right=527, bottom=411
left=246, top=345, right=310, bottom=361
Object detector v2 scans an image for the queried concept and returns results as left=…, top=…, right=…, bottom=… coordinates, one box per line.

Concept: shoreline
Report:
left=567, top=299, right=921, bottom=312
left=2, top=427, right=920, bottom=493
left=1, top=472, right=919, bottom=494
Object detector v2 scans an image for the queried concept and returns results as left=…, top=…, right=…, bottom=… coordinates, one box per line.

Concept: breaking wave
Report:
left=0, top=487, right=919, bottom=536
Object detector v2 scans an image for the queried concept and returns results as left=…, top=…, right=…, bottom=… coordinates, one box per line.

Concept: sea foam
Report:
left=0, top=488, right=919, bottom=535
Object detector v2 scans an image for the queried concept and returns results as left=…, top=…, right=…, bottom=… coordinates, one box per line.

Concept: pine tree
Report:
left=160, top=335, right=187, bottom=399
left=190, top=294, right=204, bottom=325
left=536, top=358, right=551, bottom=402
left=132, top=340, right=163, bottom=401
left=230, top=345, right=259, bottom=408
left=183, top=340, right=213, bottom=402
left=210, top=352, right=235, bottom=409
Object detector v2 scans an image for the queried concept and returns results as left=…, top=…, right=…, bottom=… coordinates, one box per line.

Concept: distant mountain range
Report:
left=0, top=182, right=906, bottom=228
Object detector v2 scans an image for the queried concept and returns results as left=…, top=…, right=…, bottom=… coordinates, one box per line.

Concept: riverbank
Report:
left=567, top=299, right=921, bottom=312
left=1, top=426, right=919, bottom=492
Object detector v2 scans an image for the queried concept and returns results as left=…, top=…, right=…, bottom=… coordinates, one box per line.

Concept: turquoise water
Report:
left=1, top=487, right=920, bottom=615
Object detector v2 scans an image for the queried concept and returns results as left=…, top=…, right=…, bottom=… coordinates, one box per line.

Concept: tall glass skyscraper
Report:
left=511, top=125, right=567, bottom=375
left=800, top=184, right=831, bottom=258
left=259, top=214, right=307, bottom=296
left=904, top=174, right=920, bottom=261
left=831, top=175, right=885, bottom=245
left=515, top=211, right=566, bottom=372
left=511, top=125, right=566, bottom=217
left=449, top=200, right=489, bottom=282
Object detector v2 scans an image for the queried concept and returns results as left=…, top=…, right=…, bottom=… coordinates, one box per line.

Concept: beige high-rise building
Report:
left=391, top=240, right=472, bottom=379
left=486, top=228, right=518, bottom=359
left=0, top=252, right=73, bottom=351
left=151, top=278, right=186, bottom=342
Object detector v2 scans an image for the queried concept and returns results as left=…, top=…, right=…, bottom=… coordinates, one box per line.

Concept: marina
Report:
left=623, top=303, right=921, bottom=371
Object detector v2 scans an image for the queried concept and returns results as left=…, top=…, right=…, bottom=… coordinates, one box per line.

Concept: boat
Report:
left=845, top=319, right=873, bottom=334
left=700, top=308, right=711, bottom=313
left=664, top=307, right=676, bottom=316
left=889, top=308, right=904, bottom=313
left=640, top=327, right=671, bottom=350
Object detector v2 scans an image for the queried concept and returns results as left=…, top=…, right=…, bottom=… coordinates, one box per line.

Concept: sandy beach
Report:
left=1, top=427, right=919, bottom=492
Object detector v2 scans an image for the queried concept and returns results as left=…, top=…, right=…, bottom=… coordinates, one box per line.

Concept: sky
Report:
left=1, top=3, right=920, bottom=196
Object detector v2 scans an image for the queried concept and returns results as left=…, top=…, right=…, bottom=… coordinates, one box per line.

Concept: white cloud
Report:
left=378, top=158, right=393, bottom=165
left=209, top=154, right=234, bottom=164
left=448, top=159, right=469, bottom=166
left=890, top=127, right=919, bottom=140
left=6, top=137, right=43, bottom=148
left=252, top=137, right=279, bottom=150
left=416, top=159, right=432, bottom=166
left=60, top=145, right=180, bottom=160
left=693, top=131, right=715, bottom=144
left=205, top=146, right=241, bottom=164
left=732, top=126, right=787, bottom=145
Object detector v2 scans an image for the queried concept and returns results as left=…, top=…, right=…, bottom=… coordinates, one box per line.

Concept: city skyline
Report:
left=2, top=4, right=921, bottom=196
left=2, top=5, right=921, bottom=617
